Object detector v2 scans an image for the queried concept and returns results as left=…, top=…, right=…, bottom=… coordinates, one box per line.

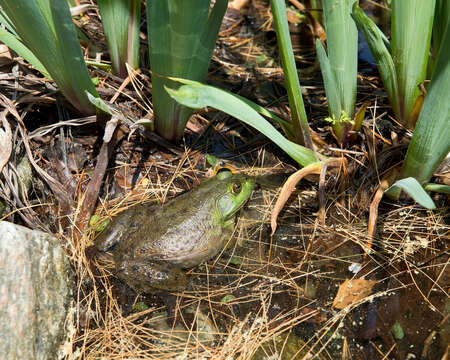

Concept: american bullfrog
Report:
left=94, top=171, right=255, bottom=292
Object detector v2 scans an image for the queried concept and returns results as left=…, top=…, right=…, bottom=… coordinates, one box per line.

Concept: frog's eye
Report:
left=232, top=182, right=242, bottom=194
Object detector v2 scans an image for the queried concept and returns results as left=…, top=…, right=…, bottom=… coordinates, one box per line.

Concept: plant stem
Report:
left=270, top=0, right=314, bottom=151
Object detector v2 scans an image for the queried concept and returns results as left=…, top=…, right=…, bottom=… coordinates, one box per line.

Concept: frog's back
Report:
left=116, top=179, right=227, bottom=267
left=141, top=196, right=221, bottom=266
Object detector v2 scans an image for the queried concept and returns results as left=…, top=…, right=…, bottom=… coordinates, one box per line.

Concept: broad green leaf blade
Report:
left=50, top=1, right=98, bottom=111
left=270, top=0, right=313, bottom=149
left=86, top=91, right=112, bottom=115
left=385, top=178, right=436, bottom=209
left=315, top=39, right=341, bottom=119
left=166, top=74, right=298, bottom=143
left=0, top=9, right=17, bottom=36
left=0, top=2, right=58, bottom=69
left=232, top=93, right=295, bottom=139
left=322, top=0, right=357, bottom=118
left=0, top=0, right=98, bottom=115
left=192, top=0, right=228, bottom=81
left=392, top=0, right=435, bottom=128
left=98, top=0, right=140, bottom=77
left=149, top=1, right=212, bottom=79
left=432, top=0, right=450, bottom=62
left=429, top=0, right=449, bottom=75
left=123, top=0, right=140, bottom=74
left=0, top=28, right=49, bottom=77
left=147, top=0, right=228, bottom=141
left=400, top=20, right=450, bottom=185
left=352, top=3, right=400, bottom=122
left=165, top=81, right=319, bottom=167
left=424, top=183, right=450, bottom=194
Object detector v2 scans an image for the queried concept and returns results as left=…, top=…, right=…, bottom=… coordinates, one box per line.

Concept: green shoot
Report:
left=385, top=19, right=449, bottom=205
left=270, top=0, right=313, bottom=149
left=0, top=0, right=98, bottom=115
left=352, top=1, right=435, bottom=128
left=147, top=0, right=228, bottom=142
left=97, top=0, right=141, bottom=78
left=316, top=0, right=358, bottom=144
left=400, top=20, right=450, bottom=186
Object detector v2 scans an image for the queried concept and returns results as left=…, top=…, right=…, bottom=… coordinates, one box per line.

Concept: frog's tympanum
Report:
left=94, top=171, right=254, bottom=292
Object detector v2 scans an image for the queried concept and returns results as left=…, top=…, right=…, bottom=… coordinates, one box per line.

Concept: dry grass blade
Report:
left=28, top=116, right=96, bottom=139
left=0, top=94, right=72, bottom=213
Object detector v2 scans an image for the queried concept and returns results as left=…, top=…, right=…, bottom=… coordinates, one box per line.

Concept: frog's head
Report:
left=213, top=170, right=255, bottom=222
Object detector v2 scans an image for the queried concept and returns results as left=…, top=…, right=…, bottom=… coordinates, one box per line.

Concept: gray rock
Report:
left=0, top=221, right=74, bottom=360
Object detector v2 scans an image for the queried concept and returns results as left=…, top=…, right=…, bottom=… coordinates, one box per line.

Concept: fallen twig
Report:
left=76, top=116, right=122, bottom=233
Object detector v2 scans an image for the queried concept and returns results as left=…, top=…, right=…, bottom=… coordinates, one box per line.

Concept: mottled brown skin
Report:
left=94, top=173, right=254, bottom=292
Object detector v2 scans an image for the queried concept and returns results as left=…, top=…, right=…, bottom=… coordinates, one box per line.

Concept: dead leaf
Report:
left=0, top=111, right=13, bottom=173
left=270, top=163, right=323, bottom=235
left=103, top=116, right=119, bottom=142
left=332, top=279, right=377, bottom=309
left=1, top=94, right=72, bottom=215
left=229, top=0, right=249, bottom=10
left=270, top=159, right=342, bottom=235
left=287, top=9, right=303, bottom=24
left=0, top=44, right=13, bottom=67
left=367, top=169, right=398, bottom=253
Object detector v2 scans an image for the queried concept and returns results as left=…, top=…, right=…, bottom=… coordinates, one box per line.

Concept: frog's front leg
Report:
left=116, top=257, right=188, bottom=293
left=222, top=218, right=238, bottom=250
left=94, top=206, right=146, bottom=252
